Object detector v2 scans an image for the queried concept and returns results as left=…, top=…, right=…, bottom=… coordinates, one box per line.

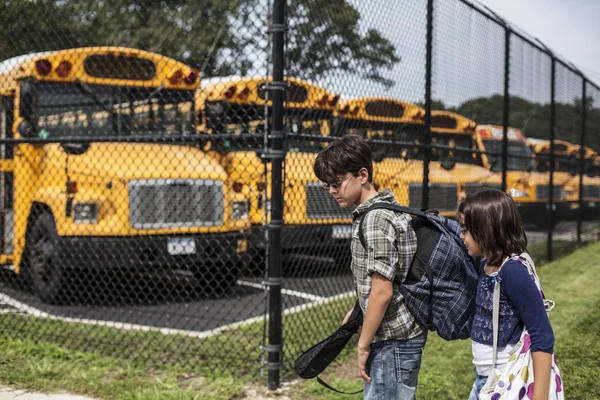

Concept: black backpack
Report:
left=359, top=203, right=478, bottom=340
left=294, top=300, right=363, bottom=394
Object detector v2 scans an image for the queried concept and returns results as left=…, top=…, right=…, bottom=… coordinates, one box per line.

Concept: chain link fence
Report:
left=0, top=0, right=598, bottom=388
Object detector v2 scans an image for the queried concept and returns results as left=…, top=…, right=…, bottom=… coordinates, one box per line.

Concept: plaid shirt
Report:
left=350, top=189, right=425, bottom=342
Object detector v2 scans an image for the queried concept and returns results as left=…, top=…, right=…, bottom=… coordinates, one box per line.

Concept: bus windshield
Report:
left=205, top=103, right=332, bottom=152
left=333, top=118, right=424, bottom=160
left=482, top=139, right=535, bottom=172
left=432, top=133, right=484, bottom=166
left=535, top=155, right=579, bottom=175
left=35, top=81, right=195, bottom=139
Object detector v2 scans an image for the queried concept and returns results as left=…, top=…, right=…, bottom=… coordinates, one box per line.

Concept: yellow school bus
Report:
left=430, top=111, right=502, bottom=200
left=475, top=125, right=565, bottom=229
left=571, top=144, right=600, bottom=219
left=197, top=76, right=351, bottom=271
left=0, top=47, right=250, bottom=303
left=333, top=98, right=460, bottom=217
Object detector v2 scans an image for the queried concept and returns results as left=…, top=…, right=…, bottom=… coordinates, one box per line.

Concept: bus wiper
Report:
left=75, top=79, right=111, bottom=113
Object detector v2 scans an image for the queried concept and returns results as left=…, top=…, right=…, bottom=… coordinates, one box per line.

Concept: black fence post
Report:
left=577, top=80, right=587, bottom=243
left=501, top=26, right=510, bottom=193
left=266, top=0, right=286, bottom=390
left=423, top=0, right=433, bottom=210
left=547, top=56, right=556, bottom=262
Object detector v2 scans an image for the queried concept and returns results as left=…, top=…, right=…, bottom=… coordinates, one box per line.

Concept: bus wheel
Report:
left=26, top=212, right=67, bottom=304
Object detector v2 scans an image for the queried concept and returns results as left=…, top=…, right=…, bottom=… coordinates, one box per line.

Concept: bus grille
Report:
left=129, top=179, right=224, bottom=229
left=582, top=185, right=600, bottom=199
left=305, top=183, right=353, bottom=220
left=409, top=183, right=458, bottom=212
left=465, top=183, right=503, bottom=196
left=536, top=185, right=564, bottom=201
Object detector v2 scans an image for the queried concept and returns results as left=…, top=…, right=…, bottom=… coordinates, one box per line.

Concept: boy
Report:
left=313, top=135, right=426, bottom=399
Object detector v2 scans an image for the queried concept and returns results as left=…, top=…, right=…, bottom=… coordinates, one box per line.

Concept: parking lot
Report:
left=1, top=221, right=598, bottom=337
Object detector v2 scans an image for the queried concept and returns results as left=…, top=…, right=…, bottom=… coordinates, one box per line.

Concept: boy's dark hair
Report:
left=457, top=188, right=527, bottom=266
left=313, top=135, right=373, bottom=184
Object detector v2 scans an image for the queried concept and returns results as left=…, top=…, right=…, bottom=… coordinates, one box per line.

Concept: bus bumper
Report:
left=54, top=232, right=248, bottom=270
left=565, top=200, right=600, bottom=220
left=515, top=201, right=566, bottom=228
left=248, top=224, right=352, bottom=270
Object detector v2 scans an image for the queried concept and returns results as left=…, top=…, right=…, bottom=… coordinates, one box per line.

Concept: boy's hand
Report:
left=342, top=308, right=354, bottom=325
left=357, top=342, right=371, bottom=383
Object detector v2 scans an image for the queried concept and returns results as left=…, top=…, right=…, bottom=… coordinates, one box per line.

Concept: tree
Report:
left=0, top=0, right=399, bottom=84
left=285, top=0, right=399, bottom=86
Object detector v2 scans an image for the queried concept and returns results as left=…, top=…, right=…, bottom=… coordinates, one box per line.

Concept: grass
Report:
left=291, top=240, right=600, bottom=400
left=0, top=289, right=354, bottom=399
left=0, top=241, right=599, bottom=399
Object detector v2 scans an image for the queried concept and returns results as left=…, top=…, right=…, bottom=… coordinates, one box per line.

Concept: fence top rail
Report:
left=458, top=0, right=599, bottom=90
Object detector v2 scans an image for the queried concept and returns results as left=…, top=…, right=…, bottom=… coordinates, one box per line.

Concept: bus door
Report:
left=0, top=96, right=14, bottom=258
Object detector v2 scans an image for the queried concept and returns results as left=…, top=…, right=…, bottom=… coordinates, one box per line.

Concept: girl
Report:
left=458, top=189, right=554, bottom=400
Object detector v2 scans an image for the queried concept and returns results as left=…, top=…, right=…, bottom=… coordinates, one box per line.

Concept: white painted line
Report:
left=0, top=288, right=355, bottom=340
left=236, top=279, right=325, bottom=301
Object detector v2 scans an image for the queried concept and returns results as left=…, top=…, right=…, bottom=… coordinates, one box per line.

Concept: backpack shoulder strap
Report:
left=358, top=203, right=425, bottom=250
left=316, top=377, right=362, bottom=395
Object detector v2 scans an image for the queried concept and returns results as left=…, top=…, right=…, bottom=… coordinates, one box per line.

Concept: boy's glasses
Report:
left=321, top=174, right=353, bottom=192
left=459, top=225, right=469, bottom=235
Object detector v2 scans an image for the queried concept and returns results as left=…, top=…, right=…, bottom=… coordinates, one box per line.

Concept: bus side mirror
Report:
left=441, top=160, right=456, bottom=171
left=18, top=120, right=36, bottom=138
left=61, top=142, right=90, bottom=155
left=19, top=81, right=38, bottom=138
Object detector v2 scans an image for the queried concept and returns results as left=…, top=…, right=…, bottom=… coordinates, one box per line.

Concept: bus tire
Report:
left=25, top=212, right=68, bottom=304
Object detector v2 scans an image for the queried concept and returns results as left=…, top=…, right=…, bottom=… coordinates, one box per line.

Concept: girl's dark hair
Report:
left=313, top=135, right=373, bottom=183
left=457, top=188, right=527, bottom=266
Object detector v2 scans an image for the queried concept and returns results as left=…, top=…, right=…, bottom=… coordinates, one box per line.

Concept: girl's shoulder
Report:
left=499, top=258, right=533, bottom=285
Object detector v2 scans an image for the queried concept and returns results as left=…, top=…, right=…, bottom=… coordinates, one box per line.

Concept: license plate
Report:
left=590, top=202, right=596, bottom=208
left=168, top=237, right=196, bottom=255
left=332, top=225, right=353, bottom=239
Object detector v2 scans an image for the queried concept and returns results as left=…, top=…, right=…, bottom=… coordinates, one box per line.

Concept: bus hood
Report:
left=444, top=163, right=501, bottom=184
left=220, top=151, right=265, bottom=183
left=375, top=159, right=459, bottom=184
left=44, top=143, right=228, bottom=180
left=508, top=170, right=555, bottom=187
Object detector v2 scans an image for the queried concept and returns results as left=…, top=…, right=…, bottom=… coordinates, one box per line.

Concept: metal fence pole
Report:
left=501, top=27, right=510, bottom=193
left=547, top=56, right=556, bottom=261
left=266, top=0, right=286, bottom=389
left=423, top=0, right=433, bottom=210
left=577, top=81, right=587, bottom=243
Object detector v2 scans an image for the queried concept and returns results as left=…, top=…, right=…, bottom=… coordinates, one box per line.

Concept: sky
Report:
left=308, top=0, right=600, bottom=108
left=476, top=0, right=600, bottom=86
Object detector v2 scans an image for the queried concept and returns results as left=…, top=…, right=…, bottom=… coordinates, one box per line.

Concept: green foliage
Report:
left=290, top=240, right=600, bottom=399
left=454, top=95, right=600, bottom=151
left=0, top=0, right=399, bottom=84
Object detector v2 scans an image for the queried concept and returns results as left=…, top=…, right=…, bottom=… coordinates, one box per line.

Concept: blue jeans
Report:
left=364, top=337, right=426, bottom=400
left=468, top=369, right=489, bottom=400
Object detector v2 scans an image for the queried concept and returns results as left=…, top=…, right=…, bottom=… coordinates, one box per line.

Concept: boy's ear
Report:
left=358, top=167, right=370, bottom=184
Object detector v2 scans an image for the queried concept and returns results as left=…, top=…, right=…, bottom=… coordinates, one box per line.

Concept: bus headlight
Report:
left=508, top=188, right=529, bottom=198
left=73, top=203, right=98, bottom=224
left=232, top=201, right=248, bottom=220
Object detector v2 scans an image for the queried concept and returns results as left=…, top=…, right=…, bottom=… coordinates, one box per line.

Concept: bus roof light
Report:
left=238, top=86, right=251, bottom=100
left=168, top=70, right=184, bottom=85
left=184, top=71, right=197, bottom=85
left=67, top=181, right=78, bottom=194
left=233, top=181, right=244, bottom=193
left=35, top=59, right=52, bottom=76
left=329, top=95, right=340, bottom=107
left=224, top=86, right=236, bottom=99
left=55, top=61, right=72, bottom=78
left=317, top=94, right=329, bottom=107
